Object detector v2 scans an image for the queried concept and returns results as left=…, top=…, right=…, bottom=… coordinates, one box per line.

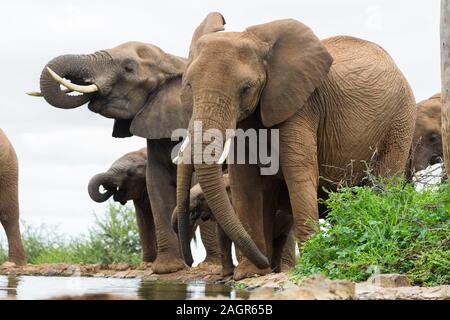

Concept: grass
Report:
left=0, top=203, right=142, bottom=266
left=291, top=177, right=450, bottom=286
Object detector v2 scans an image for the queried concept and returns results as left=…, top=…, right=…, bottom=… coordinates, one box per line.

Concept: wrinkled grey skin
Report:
left=89, top=148, right=220, bottom=265
left=410, top=93, right=443, bottom=173
left=0, top=129, right=26, bottom=266
left=38, top=41, right=193, bottom=274
left=172, top=174, right=295, bottom=277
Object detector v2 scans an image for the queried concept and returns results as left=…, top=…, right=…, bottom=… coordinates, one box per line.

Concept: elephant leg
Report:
left=280, top=230, right=296, bottom=272
left=373, top=108, right=415, bottom=178
left=133, top=194, right=157, bottom=263
left=217, top=224, right=234, bottom=277
left=271, top=232, right=287, bottom=273
left=146, top=150, right=185, bottom=274
left=229, top=164, right=271, bottom=280
left=280, top=116, right=320, bottom=245
left=198, top=219, right=221, bottom=266
left=0, top=183, right=26, bottom=265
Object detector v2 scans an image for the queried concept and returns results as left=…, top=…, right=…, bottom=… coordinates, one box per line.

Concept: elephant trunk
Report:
left=40, top=53, right=105, bottom=109
left=176, top=162, right=194, bottom=267
left=88, top=172, right=115, bottom=203
left=190, top=113, right=269, bottom=269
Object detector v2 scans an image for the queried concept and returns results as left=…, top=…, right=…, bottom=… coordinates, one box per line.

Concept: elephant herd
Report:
left=0, top=12, right=444, bottom=280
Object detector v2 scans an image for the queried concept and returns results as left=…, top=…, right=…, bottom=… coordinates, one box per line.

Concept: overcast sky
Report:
left=0, top=0, right=442, bottom=239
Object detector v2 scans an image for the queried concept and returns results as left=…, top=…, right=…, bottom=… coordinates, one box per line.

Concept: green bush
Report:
left=0, top=203, right=141, bottom=265
left=292, top=179, right=450, bottom=286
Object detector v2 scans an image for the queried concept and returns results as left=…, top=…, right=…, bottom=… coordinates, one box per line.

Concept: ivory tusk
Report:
left=46, top=67, right=98, bottom=94
left=179, top=135, right=190, bottom=153
left=218, top=137, right=232, bottom=164
left=172, top=155, right=181, bottom=165
left=172, top=135, right=191, bottom=164
left=26, top=91, right=44, bottom=97
left=27, top=87, right=73, bottom=97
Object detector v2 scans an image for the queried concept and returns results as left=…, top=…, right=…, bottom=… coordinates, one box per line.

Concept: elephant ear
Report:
left=189, top=12, right=226, bottom=59
left=247, top=19, right=333, bottom=127
left=112, top=119, right=133, bottom=138
left=130, top=77, right=193, bottom=139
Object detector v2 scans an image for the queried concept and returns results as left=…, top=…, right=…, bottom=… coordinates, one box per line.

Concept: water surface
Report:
left=0, top=275, right=248, bottom=300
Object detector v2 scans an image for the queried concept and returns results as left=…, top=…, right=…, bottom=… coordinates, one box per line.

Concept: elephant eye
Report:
left=124, top=65, right=134, bottom=73
left=429, top=132, right=440, bottom=143
left=241, top=84, right=251, bottom=95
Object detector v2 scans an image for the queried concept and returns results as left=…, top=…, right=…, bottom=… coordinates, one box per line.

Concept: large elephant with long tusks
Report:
left=176, top=12, right=416, bottom=280
left=32, top=41, right=193, bottom=274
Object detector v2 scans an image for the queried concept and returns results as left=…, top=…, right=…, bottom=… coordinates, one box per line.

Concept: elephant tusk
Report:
left=172, top=155, right=181, bottom=165
left=46, top=67, right=98, bottom=94
left=26, top=91, right=44, bottom=97
left=173, top=135, right=191, bottom=164
left=179, top=135, right=190, bottom=153
left=27, top=87, right=73, bottom=97
left=218, top=137, right=232, bottom=164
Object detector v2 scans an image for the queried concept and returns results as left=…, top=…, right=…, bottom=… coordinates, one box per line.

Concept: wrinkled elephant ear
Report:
left=246, top=19, right=333, bottom=127
left=188, top=12, right=226, bottom=60
left=112, top=119, right=133, bottom=138
left=130, top=77, right=192, bottom=139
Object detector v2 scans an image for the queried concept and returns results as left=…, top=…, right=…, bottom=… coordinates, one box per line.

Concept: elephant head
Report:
left=36, top=42, right=191, bottom=139
left=88, top=148, right=147, bottom=205
left=176, top=13, right=332, bottom=269
left=411, top=93, right=443, bottom=172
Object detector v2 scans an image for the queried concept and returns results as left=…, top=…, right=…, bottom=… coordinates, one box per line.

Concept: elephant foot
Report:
left=221, top=265, right=235, bottom=278
left=151, top=254, right=186, bottom=274
left=233, top=260, right=271, bottom=280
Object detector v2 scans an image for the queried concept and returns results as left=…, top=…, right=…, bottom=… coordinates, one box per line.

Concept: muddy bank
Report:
left=0, top=262, right=225, bottom=282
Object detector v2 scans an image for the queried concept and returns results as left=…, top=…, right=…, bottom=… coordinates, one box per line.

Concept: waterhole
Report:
left=0, top=275, right=249, bottom=300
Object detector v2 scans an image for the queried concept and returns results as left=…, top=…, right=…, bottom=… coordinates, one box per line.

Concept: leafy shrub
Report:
left=292, top=178, right=450, bottom=286
left=0, top=203, right=141, bottom=265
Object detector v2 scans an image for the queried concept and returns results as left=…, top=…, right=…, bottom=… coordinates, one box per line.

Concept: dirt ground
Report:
left=1, top=262, right=449, bottom=300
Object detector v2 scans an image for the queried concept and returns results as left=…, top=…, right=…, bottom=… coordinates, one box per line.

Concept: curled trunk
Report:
left=40, top=54, right=99, bottom=109
left=88, top=172, right=115, bottom=203
left=176, top=163, right=194, bottom=266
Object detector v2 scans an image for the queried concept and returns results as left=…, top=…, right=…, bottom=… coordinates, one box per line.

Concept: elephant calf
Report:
left=0, top=129, right=26, bottom=266
left=410, top=93, right=443, bottom=173
left=172, top=174, right=296, bottom=277
left=88, top=148, right=220, bottom=265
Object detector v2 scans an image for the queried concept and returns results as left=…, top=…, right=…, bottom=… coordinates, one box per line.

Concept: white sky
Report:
left=0, top=0, right=442, bottom=238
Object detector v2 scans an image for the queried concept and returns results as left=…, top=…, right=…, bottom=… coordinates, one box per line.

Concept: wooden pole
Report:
left=441, top=0, right=450, bottom=179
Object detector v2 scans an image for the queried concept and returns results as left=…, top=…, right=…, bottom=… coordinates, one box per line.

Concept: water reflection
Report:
left=0, top=275, right=21, bottom=299
left=137, top=281, right=248, bottom=300
left=0, top=275, right=248, bottom=300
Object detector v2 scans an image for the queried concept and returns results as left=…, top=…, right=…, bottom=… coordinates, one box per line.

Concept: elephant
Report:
left=410, top=93, right=443, bottom=173
left=172, top=173, right=296, bottom=277
left=88, top=147, right=221, bottom=265
left=34, top=41, right=193, bottom=273
left=176, top=12, right=416, bottom=279
left=0, top=129, right=26, bottom=266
